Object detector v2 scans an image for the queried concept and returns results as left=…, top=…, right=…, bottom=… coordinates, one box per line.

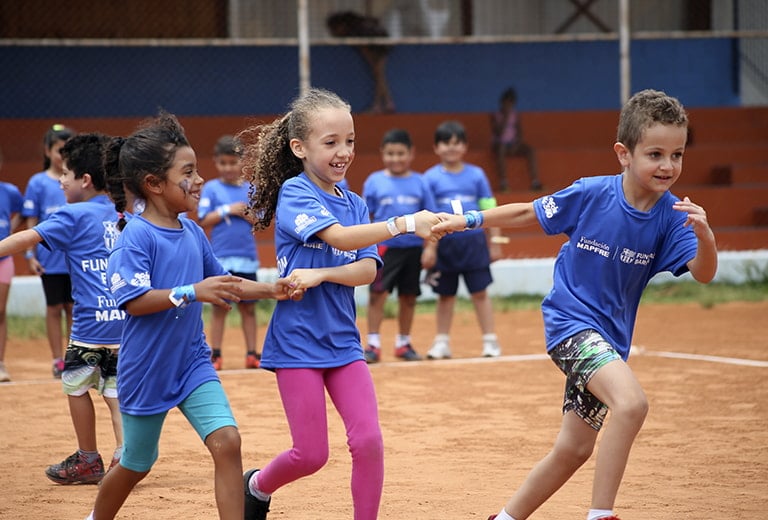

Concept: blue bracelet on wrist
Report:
left=169, top=284, right=196, bottom=309
left=464, top=210, right=484, bottom=230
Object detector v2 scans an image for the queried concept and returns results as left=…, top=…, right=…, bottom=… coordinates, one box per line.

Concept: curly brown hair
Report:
left=238, top=88, right=351, bottom=231
left=617, top=89, right=688, bottom=152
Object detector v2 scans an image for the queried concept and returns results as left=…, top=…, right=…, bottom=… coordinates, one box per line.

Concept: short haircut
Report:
left=617, top=89, right=688, bottom=152
left=214, top=135, right=243, bottom=157
left=381, top=128, right=412, bottom=148
left=434, top=120, right=466, bottom=144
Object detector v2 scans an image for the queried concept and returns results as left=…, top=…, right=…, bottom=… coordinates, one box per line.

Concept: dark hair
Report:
left=617, top=89, right=688, bottom=152
left=381, top=128, right=412, bottom=148
left=104, top=111, right=190, bottom=230
left=500, top=87, right=518, bottom=104
left=239, top=87, right=351, bottom=231
left=214, top=135, right=243, bottom=157
left=59, top=133, right=111, bottom=191
left=42, top=124, right=76, bottom=170
left=434, top=120, right=467, bottom=144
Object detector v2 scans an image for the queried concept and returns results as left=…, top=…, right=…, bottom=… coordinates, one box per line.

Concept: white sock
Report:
left=496, top=509, right=516, bottom=520
left=367, top=333, right=381, bottom=348
left=396, top=334, right=411, bottom=348
left=84, top=512, right=94, bottom=520
left=482, top=333, right=498, bottom=343
left=248, top=470, right=271, bottom=501
left=587, top=509, right=614, bottom=520
left=434, top=333, right=450, bottom=344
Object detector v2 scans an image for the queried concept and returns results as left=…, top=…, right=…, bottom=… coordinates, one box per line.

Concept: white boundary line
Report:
left=0, top=349, right=765, bottom=388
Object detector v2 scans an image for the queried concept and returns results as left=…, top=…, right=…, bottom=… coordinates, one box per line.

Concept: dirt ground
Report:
left=1, top=301, right=766, bottom=520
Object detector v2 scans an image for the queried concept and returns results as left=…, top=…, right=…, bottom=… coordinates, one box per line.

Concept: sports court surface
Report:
left=1, top=301, right=766, bottom=519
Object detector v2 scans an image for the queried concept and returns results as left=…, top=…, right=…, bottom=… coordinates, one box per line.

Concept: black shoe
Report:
left=244, top=468, right=271, bottom=520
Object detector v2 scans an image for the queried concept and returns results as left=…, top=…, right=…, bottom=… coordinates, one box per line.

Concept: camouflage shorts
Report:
left=61, top=342, right=119, bottom=398
left=548, top=329, right=620, bottom=431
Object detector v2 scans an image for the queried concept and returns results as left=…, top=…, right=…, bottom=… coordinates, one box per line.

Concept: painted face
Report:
left=434, top=136, right=467, bottom=168
left=214, top=153, right=242, bottom=184
left=46, top=139, right=67, bottom=174
left=621, top=123, right=687, bottom=195
left=294, top=107, right=355, bottom=190
left=59, top=162, right=84, bottom=203
left=164, top=146, right=203, bottom=213
left=381, top=142, right=414, bottom=176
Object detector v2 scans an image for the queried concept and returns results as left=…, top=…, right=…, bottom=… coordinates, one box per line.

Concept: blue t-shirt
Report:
left=533, top=174, right=698, bottom=360
left=261, top=173, right=381, bottom=369
left=198, top=179, right=259, bottom=265
left=22, top=171, right=68, bottom=274
left=0, top=182, right=23, bottom=259
left=107, top=215, right=228, bottom=415
left=35, top=194, right=124, bottom=344
left=362, top=170, right=436, bottom=248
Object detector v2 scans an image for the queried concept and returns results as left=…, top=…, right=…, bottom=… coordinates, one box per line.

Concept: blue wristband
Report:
left=169, top=284, right=196, bottom=308
left=464, top=210, right=484, bottom=230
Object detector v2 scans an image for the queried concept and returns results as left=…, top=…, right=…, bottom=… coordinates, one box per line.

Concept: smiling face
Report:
left=615, top=122, right=688, bottom=208
left=434, top=136, right=467, bottom=170
left=161, top=145, right=203, bottom=214
left=381, top=142, right=414, bottom=177
left=59, top=161, right=85, bottom=203
left=214, top=153, right=243, bottom=185
left=290, top=107, right=355, bottom=192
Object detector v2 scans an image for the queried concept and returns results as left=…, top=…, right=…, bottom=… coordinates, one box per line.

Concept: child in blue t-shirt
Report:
left=22, top=124, right=76, bottom=377
left=0, top=146, right=23, bottom=383
left=423, top=120, right=504, bottom=359
left=432, top=89, right=718, bottom=520
left=238, top=88, right=440, bottom=520
left=0, top=133, right=124, bottom=484
left=361, top=128, right=436, bottom=363
left=198, top=135, right=261, bottom=370
left=84, top=113, right=295, bottom=520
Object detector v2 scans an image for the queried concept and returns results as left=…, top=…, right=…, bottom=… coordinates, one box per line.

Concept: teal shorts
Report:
left=120, top=380, right=237, bottom=472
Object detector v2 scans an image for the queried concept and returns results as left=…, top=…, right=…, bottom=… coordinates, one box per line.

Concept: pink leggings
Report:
left=257, top=360, right=384, bottom=520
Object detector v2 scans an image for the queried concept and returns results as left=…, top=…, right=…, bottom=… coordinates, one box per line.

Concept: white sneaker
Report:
left=481, top=340, right=501, bottom=358
left=0, top=362, right=10, bottom=382
left=426, top=341, right=452, bottom=359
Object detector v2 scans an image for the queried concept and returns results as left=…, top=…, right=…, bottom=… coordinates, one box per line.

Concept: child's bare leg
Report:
left=470, top=290, right=495, bottom=334
left=103, top=396, right=123, bottom=449
left=206, top=425, right=243, bottom=520
left=92, top=465, right=148, bottom=519
left=68, top=393, right=97, bottom=451
left=397, top=294, right=417, bottom=335
left=506, top=411, right=598, bottom=519
left=435, top=295, right=455, bottom=335
left=209, top=305, right=228, bottom=354
left=367, top=290, right=389, bottom=336
left=238, top=301, right=257, bottom=353
left=585, top=360, right=648, bottom=509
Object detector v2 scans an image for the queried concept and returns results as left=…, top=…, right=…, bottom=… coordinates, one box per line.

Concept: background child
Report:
left=0, top=146, right=23, bottom=382
left=86, top=113, right=294, bottom=520
left=238, top=88, right=439, bottom=520
left=423, top=120, right=503, bottom=360
left=361, top=128, right=436, bottom=363
left=432, top=89, right=718, bottom=520
left=22, top=124, right=76, bottom=378
left=198, top=135, right=261, bottom=370
left=0, top=133, right=124, bottom=484
left=490, top=87, right=541, bottom=192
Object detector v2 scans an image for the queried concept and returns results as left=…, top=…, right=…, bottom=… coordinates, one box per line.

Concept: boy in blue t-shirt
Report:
left=423, top=120, right=503, bottom=359
left=432, top=89, right=718, bottom=520
left=198, top=135, right=261, bottom=370
left=361, top=128, right=436, bottom=363
left=0, top=133, right=124, bottom=485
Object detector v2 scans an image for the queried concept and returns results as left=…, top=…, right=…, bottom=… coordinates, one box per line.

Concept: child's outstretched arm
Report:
left=0, top=229, right=43, bottom=258
left=284, top=257, right=378, bottom=291
left=317, top=210, right=441, bottom=251
left=124, top=275, right=245, bottom=316
left=673, top=196, right=717, bottom=283
left=432, top=202, right=537, bottom=236
left=240, top=277, right=304, bottom=301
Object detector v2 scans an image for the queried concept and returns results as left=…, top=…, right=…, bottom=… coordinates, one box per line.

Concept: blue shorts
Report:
left=549, top=329, right=621, bottom=431
left=120, top=380, right=237, bottom=472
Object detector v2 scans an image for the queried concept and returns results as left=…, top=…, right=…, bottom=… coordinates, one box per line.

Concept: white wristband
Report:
left=386, top=216, right=401, bottom=237
left=404, top=214, right=416, bottom=233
